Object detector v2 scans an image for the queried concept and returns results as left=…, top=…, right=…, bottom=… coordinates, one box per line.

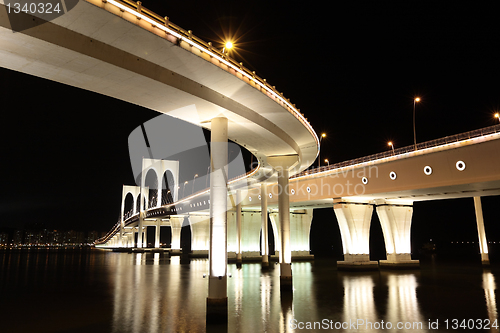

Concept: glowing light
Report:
left=225, top=41, right=233, bottom=50
left=322, top=133, right=326, bottom=138
left=388, top=141, right=393, bottom=147
left=415, top=97, right=421, bottom=102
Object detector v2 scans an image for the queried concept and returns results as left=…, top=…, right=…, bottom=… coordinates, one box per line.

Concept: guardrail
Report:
left=294, top=123, right=500, bottom=177
left=94, top=0, right=319, bottom=148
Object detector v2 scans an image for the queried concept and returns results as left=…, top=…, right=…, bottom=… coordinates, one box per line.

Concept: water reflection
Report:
left=342, top=273, right=379, bottom=331
left=483, top=271, right=498, bottom=332
left=386, top=273, right=424, bottom=332
left=3, top=251, right=495, bottom=333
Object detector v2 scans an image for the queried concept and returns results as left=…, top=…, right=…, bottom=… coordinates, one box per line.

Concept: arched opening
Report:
left=136, top=194, right=142, bottom=213
left=161, top=170, right=175, bottom=205
left=123, top=192, right=134, bottom=220
left=144, top=168, right=158, bottom=209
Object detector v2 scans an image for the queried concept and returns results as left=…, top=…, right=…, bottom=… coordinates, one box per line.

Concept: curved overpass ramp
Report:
left=0, top=0, right=319, bottom=177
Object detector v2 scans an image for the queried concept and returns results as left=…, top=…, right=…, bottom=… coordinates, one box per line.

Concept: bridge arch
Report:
left=123, top=192, right=134, bottom=220
left=162, top=170, right=176, bottom=205
left=144, top=168, right=158, bottom=209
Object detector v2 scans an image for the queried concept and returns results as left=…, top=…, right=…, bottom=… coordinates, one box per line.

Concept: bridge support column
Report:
left=206, top=117, right=228, bottom=324
left=155, top=219, right=161, bottom=248
left=474, top=197, right=490, bottom=266
left=261, top=183, right=269, bottom=269
left=236, top=190, right=242, bottom=266
left=376, top=201, right=419, bottom=269
left=334, top=201, right=378, bottom=270
left=268, top=155, right=299, bottom=292
left=170, top=217, right=182, bottom=254
left=290, top=209, right=314, bottom=259
left=137, top=212, right=144, bottom=248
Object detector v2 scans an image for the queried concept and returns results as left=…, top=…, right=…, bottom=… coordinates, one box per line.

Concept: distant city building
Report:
left=0, top=232, right=9, bottom=245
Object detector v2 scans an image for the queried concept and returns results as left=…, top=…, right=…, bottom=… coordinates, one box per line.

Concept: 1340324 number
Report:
left=6, top=2, right=62, bottom=14
left=444, top=319, right=499, bottom=330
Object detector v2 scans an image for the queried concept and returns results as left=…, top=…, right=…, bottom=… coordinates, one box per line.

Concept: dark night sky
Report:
left=1, top=1, right=499, bottom=256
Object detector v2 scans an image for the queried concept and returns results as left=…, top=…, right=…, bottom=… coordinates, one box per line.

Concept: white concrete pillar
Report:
left=268, top=155, right=299, bottom=291
left=290, top=209, right=314, bottom=259
left=189, top=215, right=210, bottom=255
left=261, top=183, right=269, bottom=268
left=155, top=219, right=161, bottom=248
left=474, top=197, right=490, bottom=265
left=137, top=212, right=145, bottom=248
left=236, top=190, right=242, bottom=265
left=207, top=117, right=228, bottom=323
left=333, top=201, right=378, bottom=270
left=278, top=167, right=292, bottom=289
left=376, top=202, right=419, bottom=268
left=170, top=217, right=182, bottom=254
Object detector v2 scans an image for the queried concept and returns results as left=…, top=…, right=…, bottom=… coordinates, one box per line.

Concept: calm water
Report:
left=0, top=249, right=498, bottom=333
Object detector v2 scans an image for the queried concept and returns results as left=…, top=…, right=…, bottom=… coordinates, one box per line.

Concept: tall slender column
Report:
left=278, top=167, right=292, bottom=290
left=236, top=190, right=242, bottom=265
left=155, top=219, right=161, bottom=248
left=207, top=117, right=228, bottom=323
left=137, top=212, right=144, bottom=248
left=261, top=183, right=269, bottom=268
left=268, top=155, right=298, bottom=292
left=474, top=197, right=490, bottom=265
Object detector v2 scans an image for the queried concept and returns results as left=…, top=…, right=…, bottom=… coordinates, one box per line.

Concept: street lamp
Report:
left=318, top=133, right=326, bottom=168
left=413, top=97, right=421, bottom=151
left=324, top=159, right=329, bottom=166
left=182, top=181, right=188, bottom=197
left=192, top=174, right=198, bottom=193
left=495, top=113, right=500, bottom=123
left=388, top=141, right=395, bottom=155
left=222, top=41, right=233, bottom=54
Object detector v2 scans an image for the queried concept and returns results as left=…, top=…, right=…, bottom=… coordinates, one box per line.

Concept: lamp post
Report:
left=192, top=174, right=198, bottom=194
left=388, top=141, right=395, bottom=155
left=324, top=159, right=329, bottom=166
left=495, top=113, right=499, bottom=123
left=413, top=97, right=421, bottom=151
left=318, top=133, right=326, bottom=168
left=182, top=181, right=188, bottom=197
left=222, top=41, right=233, bottom=54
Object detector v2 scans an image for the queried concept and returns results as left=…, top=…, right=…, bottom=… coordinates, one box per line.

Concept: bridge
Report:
left=1, top=0, right=499, bottom=323
left=97, top=124, right=500, bottom=270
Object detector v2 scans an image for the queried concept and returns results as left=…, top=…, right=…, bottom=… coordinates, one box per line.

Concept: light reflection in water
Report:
left=342, top=274, right=378, bottom=332
left=386, top=273, right=425, bottom=332
left=483, top=271, right=499, bottom=333
left=103, top=255, right=499, bottom=333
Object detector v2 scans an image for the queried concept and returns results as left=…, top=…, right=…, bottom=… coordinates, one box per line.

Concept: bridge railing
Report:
left=101, top=0, right=318, bottom=147
left=294, top=124, right=500, bottom=177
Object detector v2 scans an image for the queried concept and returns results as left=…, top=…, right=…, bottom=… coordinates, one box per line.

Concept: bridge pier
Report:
left=375, top=201, right=419, bottom=269
left=154, top=219, right=161, bottom=248
left=268, top=155, right=299, bottom=292
left=474, top=197, right=490, bottom=266
left=170, top=217, right=183, bottom=254
left=334, top=201, right=378, bottom=270
left=261, top=183, right=269, bottom=269
left=206, top=117, right=228, bottom=324
left=236, top=190, right=242, bottom=266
